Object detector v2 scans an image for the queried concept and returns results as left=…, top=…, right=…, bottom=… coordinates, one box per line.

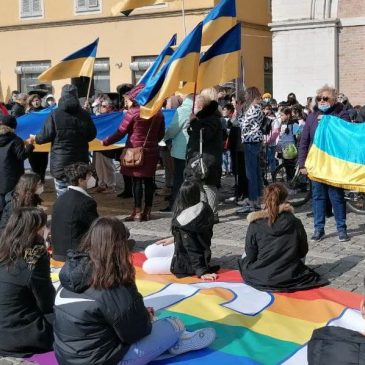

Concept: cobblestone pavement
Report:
left=42, top=171, right=365, bottom=294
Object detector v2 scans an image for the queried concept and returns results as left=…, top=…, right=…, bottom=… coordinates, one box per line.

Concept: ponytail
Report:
left=263, top=183, right=288, bottom=225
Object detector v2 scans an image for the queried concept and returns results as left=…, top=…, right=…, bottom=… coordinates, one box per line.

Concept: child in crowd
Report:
left=54, top=217, right=215, bottom=365
left=51, top=162, right=98, bottom=262
left=0, top=173, right=44, bottom=231
left=0, top=207, right=55, bottom=357
left=221, top=103, right=235, bottom=175
left=239, top=183, right=328, bottom=292
left=0, top=115, right=34, bottom=217
left=143, top=180, right=219, bottom=280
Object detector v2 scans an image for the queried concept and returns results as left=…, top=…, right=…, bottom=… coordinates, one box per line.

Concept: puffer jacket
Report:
left=171, top=201, right=218, bottom=278
left=0, top=125, right=33, bottom=194
left=35, top=86, right=97, bottom=179
left=54, top=251, right=151, bottom=365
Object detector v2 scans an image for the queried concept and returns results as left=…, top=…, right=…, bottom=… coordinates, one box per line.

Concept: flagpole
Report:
left=182, top=0, right=187, bottom=36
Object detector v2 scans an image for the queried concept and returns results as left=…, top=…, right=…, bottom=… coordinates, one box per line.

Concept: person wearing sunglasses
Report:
left=298, top=85, right=350, bottom=243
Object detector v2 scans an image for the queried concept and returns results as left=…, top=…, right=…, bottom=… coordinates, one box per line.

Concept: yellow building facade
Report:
left=0, top=0, right=272, bottom=101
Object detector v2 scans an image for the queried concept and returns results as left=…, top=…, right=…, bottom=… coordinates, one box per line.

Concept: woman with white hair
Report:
left=298, top=85, right=351, bottom=242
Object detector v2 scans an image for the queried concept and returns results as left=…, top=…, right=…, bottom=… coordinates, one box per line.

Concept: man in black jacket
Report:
left=32, top=84, right=97, bottom=196
left=0, top=115, right=34, bottom=216
left=51, top=163, right=98, bottom=262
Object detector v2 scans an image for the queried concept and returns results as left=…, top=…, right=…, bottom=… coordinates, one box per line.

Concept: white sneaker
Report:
left=169, top=328, right=216, bottom=355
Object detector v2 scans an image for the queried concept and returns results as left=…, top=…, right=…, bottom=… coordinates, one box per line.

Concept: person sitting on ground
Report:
left=239, top=183, right=328, bottom=292
left=0, top=115, right=34, bottom=218
left=143, top=180, right=219, bottom=280
left=307, top=278, right=365, bottom=364
left=0, top=173, right=44, bottom=231
left=54, top=217, right=216, bottom=365
left=51, top=162, right=98, bottom=262
left=0, top=207, right=55, bottom=357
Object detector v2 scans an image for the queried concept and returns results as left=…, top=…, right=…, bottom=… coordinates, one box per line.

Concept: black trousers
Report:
left=123, top=174, right=132, bottom=194
left=29, top=152, right=49, bottom=182
left=132, top=177, right=154, bottom=208
left=231, top=149, right=248, bottom=199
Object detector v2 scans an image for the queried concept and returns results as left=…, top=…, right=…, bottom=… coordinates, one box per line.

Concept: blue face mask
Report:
left=318, top=104, right=331, bottom=113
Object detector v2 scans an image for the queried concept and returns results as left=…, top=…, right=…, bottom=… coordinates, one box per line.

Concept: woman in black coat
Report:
left=0, top=207, right=55, bottom=357
left=239, top=183, right=328, bottom=292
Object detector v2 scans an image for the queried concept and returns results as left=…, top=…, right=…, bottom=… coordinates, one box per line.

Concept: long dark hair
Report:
left=0, top=207, right=47, bottom=266
left=80, top=217, right=135, bottom=289
left=12, top=173, right=42, bottom=208
left=263, top=183, right=289, bottom=226
left=172, top=180, right=202, bottom=222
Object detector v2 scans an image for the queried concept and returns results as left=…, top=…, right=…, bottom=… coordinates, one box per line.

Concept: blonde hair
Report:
left=316, top=84, right=337, bottom=100
left=200, top=87, right=218, bottom=102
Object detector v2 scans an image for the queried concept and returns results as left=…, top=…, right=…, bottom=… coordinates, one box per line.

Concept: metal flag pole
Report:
left=182, top=0, right=187, bottom=36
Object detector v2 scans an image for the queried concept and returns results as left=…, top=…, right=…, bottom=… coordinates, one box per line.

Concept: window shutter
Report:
left=77, top=0, right=86, bottom=9
left=88, top=0, right=98, bottom=7
left=21, top=0, right=31, bottom=15
left=32, top=0, right=41, bottom=13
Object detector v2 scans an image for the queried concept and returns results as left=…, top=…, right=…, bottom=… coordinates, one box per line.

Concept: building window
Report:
left=130, top=56, right=156, bottom=84
left=75, top=0, right=101, bottom=13
left=264, top=57, right=273, bottom=94
left=15, top=61, right=51, bottom=93
left=94, top=58, right=110, bottom=93
left=20, top=0, right=43, bottom=19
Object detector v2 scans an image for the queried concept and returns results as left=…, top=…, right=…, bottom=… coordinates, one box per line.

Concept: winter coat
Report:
left=308, top=326, right=365, bottom=365
left=10, top=102, right=25, bottom=118
left=51, top=187, right=98, bottom=262
left=239, top=103, right=264, bottom=143
left=164, top=96, right=193, bottom=160
left=103, top=85, right=165, bottom=178
left=0, top=243, right=55, bottom=357
left=298, top=103, right=350, bottom=168
left=54, top=251, right=151, bottom=365
left=35, top=93, right=97, bottom=180
left=185, top=101, right=223, bottom=186
left=171, top=202, right=217, bottom=278
left=0, top=125, right=34, bottom=194
left=239, top=204, right=328, bottom=292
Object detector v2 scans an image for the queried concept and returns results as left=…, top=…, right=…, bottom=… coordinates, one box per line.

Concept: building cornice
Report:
left=0, top=8, right=269, bottom=33
left=270, top=18, right=340, bottom=32
left=340, top=17, right=365, bottom=27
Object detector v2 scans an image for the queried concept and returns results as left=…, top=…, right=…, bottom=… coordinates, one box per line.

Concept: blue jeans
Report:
left=222, top=150, right=231, bottom=173
left=311, top=181, right=347, bottom=233
left=54, top=178, right=69, bottom=197
left=119, top=318, right=183, bottom=365
left=244, top=143, right=262, bottom=201
left=267, top=146, right=277, bottom=174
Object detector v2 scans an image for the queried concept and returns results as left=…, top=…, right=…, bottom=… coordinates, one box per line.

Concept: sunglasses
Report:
left=316, top=96, right=330, bottom=102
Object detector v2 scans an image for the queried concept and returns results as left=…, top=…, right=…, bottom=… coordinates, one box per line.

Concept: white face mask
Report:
left=35, top=185, right=44, bottom=196
left=86, top=176, right=96, bottom=189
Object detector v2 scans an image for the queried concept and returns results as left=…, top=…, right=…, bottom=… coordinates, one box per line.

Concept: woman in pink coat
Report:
left=103, top=84, right=165, bottom=221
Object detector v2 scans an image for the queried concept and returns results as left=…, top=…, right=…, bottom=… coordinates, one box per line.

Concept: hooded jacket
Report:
left=171, top=201, right=217, bottom=278
left=54, top=251, right=151, bottom=365
left=0, top=125, right=34, bottom=194
left=308, top=326, right=365, bottom=365
left=35, top=85, right=97, bottom=179
left=239, top=204, right=328, bottom=292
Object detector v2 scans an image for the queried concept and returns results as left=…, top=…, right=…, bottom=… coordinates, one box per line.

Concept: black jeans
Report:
left=132, top=177, right=154, bottom=208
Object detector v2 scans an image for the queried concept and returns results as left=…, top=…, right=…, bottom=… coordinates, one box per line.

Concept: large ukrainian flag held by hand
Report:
left=138, top=34, right=177, bottom=85
left=305, top=115, right=365, bottom=192
left=136, top=22, right=203, bottom=119
left=202, top=0, right=237, bottom=46
left=38, top=39, right=99, bottom=82
left=111, top=0, right=174, bottom=16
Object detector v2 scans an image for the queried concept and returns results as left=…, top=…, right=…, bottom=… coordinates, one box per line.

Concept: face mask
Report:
left=318, top=105, right=331, bottom=113
left=263, top=98, right=270, bottom=103
left=87, top=176, right=96, bottom=189
left=47, top=100, right=55, bottom=107
left=35, top=185, right=44, bottom=195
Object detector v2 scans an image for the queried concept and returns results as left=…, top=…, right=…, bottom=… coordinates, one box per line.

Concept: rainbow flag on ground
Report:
left=37, top=253, right=363, bottom=365
left=305, top=115, right=365, bottom=192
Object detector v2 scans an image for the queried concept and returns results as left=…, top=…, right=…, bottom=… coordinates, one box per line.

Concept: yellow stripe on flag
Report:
left=202, top=16, right=237, bottom=46
left=111, top=0, right=173, bottom=16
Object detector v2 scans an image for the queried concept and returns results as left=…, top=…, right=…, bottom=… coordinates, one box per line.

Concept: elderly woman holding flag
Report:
left=298, top=85, right=350, bottom=242
left=102, top=84, right=165, bottom=222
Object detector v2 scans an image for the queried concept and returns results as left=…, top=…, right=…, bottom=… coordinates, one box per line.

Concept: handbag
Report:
left=120, top=120, right=154, bottom=167
left=187, top=128, right=208, bottom=180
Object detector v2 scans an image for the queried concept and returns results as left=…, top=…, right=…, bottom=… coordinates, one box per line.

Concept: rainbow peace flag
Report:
left=305, top=115, right=365, bottom=192
left=42, top=253, right=363, bottom=365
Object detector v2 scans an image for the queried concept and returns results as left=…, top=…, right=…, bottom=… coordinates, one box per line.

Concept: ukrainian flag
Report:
left=136, top=22, right=203, bottom=119
left=138, top=34, right=177, bottom=85
left=305, top=115, right=365, bottom=192
left=38, top=39, right=99, bottom=82
left=202, top=0, right=237, bottom=46
left=111, top=0, right=174, bottom=16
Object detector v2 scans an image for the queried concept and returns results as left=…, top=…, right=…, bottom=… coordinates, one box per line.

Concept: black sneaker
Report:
left=338, top=232, right=350, bottom=242
left=311, top=231, right=325, bottom=242
left=159, top=206, right=172, bottom=213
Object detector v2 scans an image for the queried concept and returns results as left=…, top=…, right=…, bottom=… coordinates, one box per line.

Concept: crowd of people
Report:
left=0, top=81, right=364, bottom=364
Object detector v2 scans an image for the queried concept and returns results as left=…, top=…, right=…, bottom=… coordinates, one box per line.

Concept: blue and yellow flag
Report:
left=202, top=0, right=237, bottom=46
left=138, top=34, right=177, bottom=85
left=38, top=39, right=99, bottom=82
left=305, top=115, right=365, bottom=192
left=136, top=22, right=203, bottom=119
left=111, top=0, right=174, bottom=16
